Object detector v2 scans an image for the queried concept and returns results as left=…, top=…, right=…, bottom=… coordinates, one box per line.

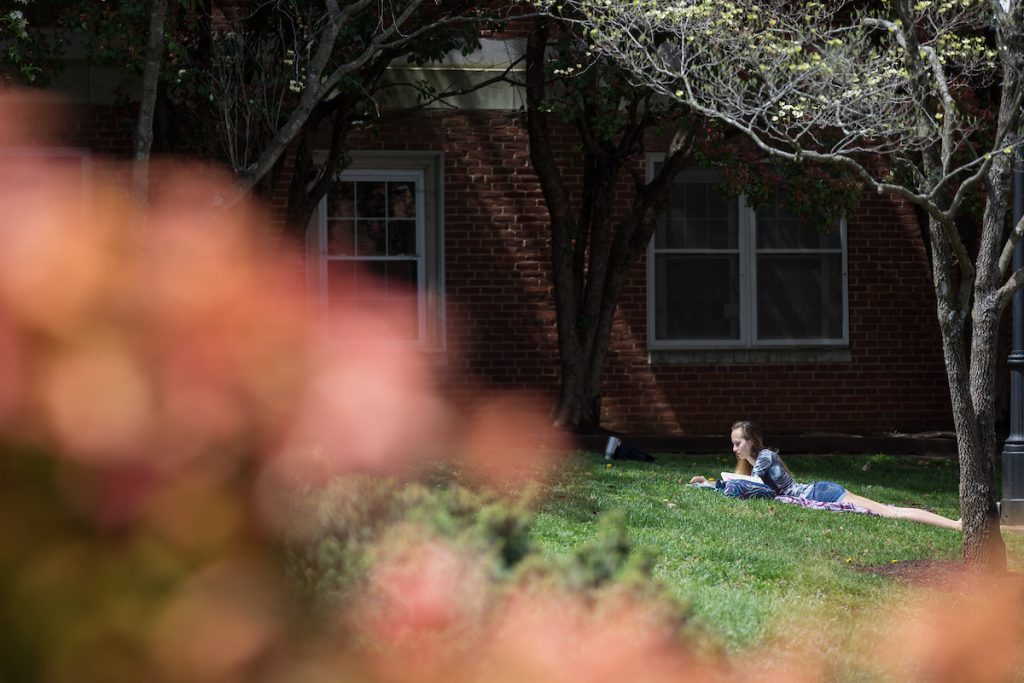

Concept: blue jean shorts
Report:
left=805, top=481, right=847, bottom=503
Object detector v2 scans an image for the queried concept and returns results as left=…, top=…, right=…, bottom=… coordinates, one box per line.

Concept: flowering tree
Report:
left=566, top=0, right=1024, bottom=566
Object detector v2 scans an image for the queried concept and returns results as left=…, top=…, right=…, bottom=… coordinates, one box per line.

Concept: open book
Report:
left=688, top=471, right=766, bottom=489
left=720, top=472, right=764, bottom=484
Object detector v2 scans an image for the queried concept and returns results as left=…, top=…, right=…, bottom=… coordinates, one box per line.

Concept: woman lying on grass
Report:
left=689, top=421, right=962, bottom=531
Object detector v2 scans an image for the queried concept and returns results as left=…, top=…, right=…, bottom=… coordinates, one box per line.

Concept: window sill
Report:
left=647, top=347, right=851, bottom=365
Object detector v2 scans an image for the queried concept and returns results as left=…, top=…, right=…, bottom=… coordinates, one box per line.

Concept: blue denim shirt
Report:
left=751, top=449, right=812, bottom=498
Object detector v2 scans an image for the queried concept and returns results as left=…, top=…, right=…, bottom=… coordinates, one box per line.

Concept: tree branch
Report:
left=997, top=263, right=1024, bottom=309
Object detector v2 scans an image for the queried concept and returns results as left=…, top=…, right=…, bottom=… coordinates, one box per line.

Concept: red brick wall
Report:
left=64, top=104, right=133, bottom=157
left=346, top=111, right=561, bottom=403
left=603, top=192, right=949, bottom=435
left=348, top=109, right=953, bottom=435
left=71, top=102, right=953, bottom=436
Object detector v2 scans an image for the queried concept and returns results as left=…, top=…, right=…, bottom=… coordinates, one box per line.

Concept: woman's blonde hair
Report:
left=731, top=420, right=766, bottom=475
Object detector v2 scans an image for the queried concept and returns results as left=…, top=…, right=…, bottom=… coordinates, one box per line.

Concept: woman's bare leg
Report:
left=841, top=492, right=962, bottom=531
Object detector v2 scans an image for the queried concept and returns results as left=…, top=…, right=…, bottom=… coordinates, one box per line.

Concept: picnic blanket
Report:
left=699, top=479, right=877, bottom=515
left=775, top=495, right=876, bottom=515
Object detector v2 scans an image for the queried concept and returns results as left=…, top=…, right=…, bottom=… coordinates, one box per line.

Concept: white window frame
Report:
left=311, top=151, right=445, bottom=352
left=646, top=155, right=849, bottom=350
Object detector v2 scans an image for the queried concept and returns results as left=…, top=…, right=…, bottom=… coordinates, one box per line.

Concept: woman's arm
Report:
left=750, top=450, right=790, bottom=495
left=750, top=450, right=772, bottom=482
left=689, top=475, right=708, bottom=484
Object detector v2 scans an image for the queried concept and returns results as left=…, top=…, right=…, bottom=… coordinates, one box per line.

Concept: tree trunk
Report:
left=547, top=156, right=617, bottom=430
left=524, top=16, right=698, bottom=432
left=929, top=204, right=1007, bottom=568
left=132, top=0, right=168, bottom=207
left=552, top=358, right=602, bottom=430
left=961, top=147, right=1017, bottom=568
left=524, top=17, right=590, bottom=428
left=964, top=302, right=1008, bottom=567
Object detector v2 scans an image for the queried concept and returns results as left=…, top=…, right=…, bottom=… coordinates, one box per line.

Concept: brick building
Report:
left=331, top=108, right=950, bottom=436
left=25, top=35, right=954, bottom=439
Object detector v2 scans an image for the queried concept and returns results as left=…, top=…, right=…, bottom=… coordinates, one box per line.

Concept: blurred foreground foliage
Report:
left=0, top=97, right=684, bottom=683
left=284, top=474, right=685, bottom=635
left=0, top=439, right=687, bottom=683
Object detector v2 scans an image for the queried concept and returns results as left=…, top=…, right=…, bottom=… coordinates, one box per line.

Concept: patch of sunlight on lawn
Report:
left=531, top=451, right=995, bottom=657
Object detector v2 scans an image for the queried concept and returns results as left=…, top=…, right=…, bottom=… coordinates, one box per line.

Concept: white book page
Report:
left=721, top=472, right=764, bottom=484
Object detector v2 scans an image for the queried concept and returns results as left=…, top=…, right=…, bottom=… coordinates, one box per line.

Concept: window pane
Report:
left=384, top=260, right=419, bottom=290
left=757, top=254, right=843, bottom=339
left=389, top=181, right=416, bottom=218
left=355, top=220, right=386, bottom=256
left=325, top=166, right=432, bottom=346
left=757, top=189, right=840, bottom=249
left=705, top=185, right=735, bottom=249
left=658, top=179, right=738, bottom=249
left=360, top=261, right=419, bottom=299
left=326, top=267, right=420, bottom=340
left=388, top=220, right=417, bottom=256
left=362, top=260, right=420, bottom=340
left=356, top=181, right=386, bottom=218
left=385, top=296, right=420, bottom=340
left=328, top=181, right=355, bottom=217
left=326, top=260, right=356, bottom=300
left=655, top=254, right=740, bottom=340
left=757, top=209, right=800, bottom=249
left=356, top=261, right=384, bottom=296
left=680, top=183, right=708, bottom=246
left=326, top=219, right=354, bottom=255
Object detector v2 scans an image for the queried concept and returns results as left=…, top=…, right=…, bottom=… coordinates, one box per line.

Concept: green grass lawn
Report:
left=532, top=452, right=1024, bottom=657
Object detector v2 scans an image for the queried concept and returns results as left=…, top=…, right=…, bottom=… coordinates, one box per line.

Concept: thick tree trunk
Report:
left=549, top=166, right=618, bottom=431
left=547, top=166, right=692, bottom=431
left=929, top=203, right=1007, bottom=568
left=963, top=305, right=1007, bottom=567
left=525, top=18, right=590, bottom=428
left=552, top=359, right=602, bottom=430
left=524, top=16, right=697, bottom=432
left=961, top=147, right=1017, bottom=567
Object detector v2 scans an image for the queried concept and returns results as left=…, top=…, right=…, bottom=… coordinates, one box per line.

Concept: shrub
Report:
left=282, top=474, right=684, bottom=636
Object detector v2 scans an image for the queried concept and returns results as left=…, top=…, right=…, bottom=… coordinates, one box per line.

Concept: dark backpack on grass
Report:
left=608, top=437, right=655, bottom=463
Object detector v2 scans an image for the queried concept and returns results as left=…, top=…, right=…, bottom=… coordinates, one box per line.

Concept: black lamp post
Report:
left=1002, top=144, right=1024, bottom=525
